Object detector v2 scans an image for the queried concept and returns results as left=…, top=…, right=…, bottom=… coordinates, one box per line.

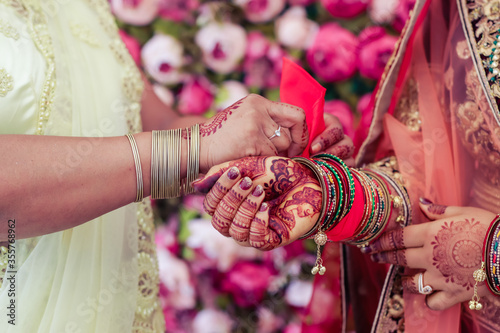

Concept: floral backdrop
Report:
left=111, top=0, right=414, bottom=331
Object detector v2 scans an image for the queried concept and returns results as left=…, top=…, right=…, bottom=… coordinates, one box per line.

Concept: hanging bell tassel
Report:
left=311, top=231, right=328, bottom=275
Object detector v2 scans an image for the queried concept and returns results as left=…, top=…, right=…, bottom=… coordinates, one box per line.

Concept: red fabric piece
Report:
left=326, top=174, right=364, bottom=241
left=280, top=58, right=326, bottom=157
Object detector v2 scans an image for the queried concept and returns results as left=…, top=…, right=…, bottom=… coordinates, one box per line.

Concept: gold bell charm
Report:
left=470, top=262, right=486, bottom=311
left=311, top=231, right=328, bottom=275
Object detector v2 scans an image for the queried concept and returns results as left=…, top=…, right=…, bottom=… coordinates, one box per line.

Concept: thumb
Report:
left=419, top=197, right=465, bottom=220
left=268, top=102, right=308, bottom=157
left=425, top=291, right=457, bottom=311
left=192, top=162, right=230, bottom=194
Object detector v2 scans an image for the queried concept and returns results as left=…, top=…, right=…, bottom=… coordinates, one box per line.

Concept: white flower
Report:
left=285, top=279, right=314, bottom=308
left=141, top=34, right=185, bottom=85
left=275, top=6, right=319, bottom=49
left=215, top=81, right=249, bottom=111
left=110, top=0, right=159, bottom=26
left=368, top=0, right=398, bottom=24
left=192, top=309, right=234, bottom=333
left=152, top=84, right=175, bottom=107
left=186, top=218, right=262, bottom=272
left=195, top=22, right=247, bottom=74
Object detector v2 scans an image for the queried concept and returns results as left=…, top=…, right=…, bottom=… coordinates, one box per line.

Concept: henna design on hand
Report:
left=200, top=100, right=242, bottom=137
left=367, top=228, right=405, bottom=253
left=204, top=182, right=228, bottom=215
left=428, top=203, right=447, bottom=215
left=212, top=188, right=246, bottom=236
left=316, top=128, right=344, bottom=151
left=332, top=144, right=354, bottom=159
left=249, top=214, right=281, bottom=251
left=230, top=198, right=258, bottom=242
left=402, top=276, right=419, bottom=294
left=370, top=250, right=407, bottom=266
left=431, top=219, right=487, bottom=290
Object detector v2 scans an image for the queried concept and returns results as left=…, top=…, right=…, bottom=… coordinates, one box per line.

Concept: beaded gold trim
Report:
left=0, top=18, right=19, bottom=40
left=0, top=68, right=13, bottom=97
left=70, top=22, right=100, bottom=47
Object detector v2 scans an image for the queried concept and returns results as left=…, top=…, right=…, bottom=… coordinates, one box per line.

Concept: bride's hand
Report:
left=192, top=156, right=321, bottom=250
left=364, top=199, right=495, bottom=311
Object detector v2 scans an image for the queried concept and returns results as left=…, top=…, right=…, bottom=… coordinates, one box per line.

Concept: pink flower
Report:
left=192, top=309, right=234, bottom=333
left=215, top=81, right=249, bottom=111
left=155, top=221, right=179, bottom=254
left=258, top=307, right=285, bottom=333
left=368, top=0, right=398, bottom=24
left=244, top=31, right=286, bottom=89
left=157, top=248, right=196, bottom=310
left=306, top=23, right=358, bottom=82
left=288, top=0, right=315, bottom=5
left=393, top=0, right=416, bottom=32
left=283, top=323, right=302, bottom=333
left=158, top=0, right=199, bottom=22
left=118, top=30, right=141, bottom=66
left=195, top=22, right=247, bottom=74
left=222, top=261, right=275, bottom=307
left=324, top=100, right=354, bottom=138
left=141, top=34, right=185, bottom=85
left=275, top=6, right=319, bottom=50
left=177, top=76, right=214, bottom=115
left=234, top=0, right=286, bottom=23
left=110, top=0, right=158, bottom=26
left=357, top=26, right=398, bottom=80
left=320, top=0, right=369, bottom=19
left=182, top=194, right=206, bottom=214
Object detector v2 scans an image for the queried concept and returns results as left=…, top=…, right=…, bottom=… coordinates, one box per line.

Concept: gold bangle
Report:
left=182, top=124, right=200, bottom=195
left=125, top=134, right=144, bottom=202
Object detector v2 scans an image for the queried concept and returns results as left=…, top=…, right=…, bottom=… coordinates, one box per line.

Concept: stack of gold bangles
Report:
left=125, top=123, right=200, bottom=202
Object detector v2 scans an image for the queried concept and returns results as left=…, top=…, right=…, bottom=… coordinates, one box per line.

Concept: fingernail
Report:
left=311, top=143, right=321, bottom=153
left=227, top=167, right=240, bottom=180
left=259, top=202, right=268, bottom=212
left=240, top=177, right=252, bottom=190
left=419, top=197, right=433, bottom=205
left=370, top=254, right=379, bottom=262
left=252, top=185, right=263, bottom=197
left=360, top=245, right=372, bottom=254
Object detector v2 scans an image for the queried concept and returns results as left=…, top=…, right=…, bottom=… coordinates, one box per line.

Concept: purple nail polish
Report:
left=252, top=185, right=263, bottom=197
left=227, top=167, right=240, bottom=180
left=240, top=177, right=252, bottom=190
left=259, top=202, right=268, bottom=212
left=419, top=197, right=433, bottom=205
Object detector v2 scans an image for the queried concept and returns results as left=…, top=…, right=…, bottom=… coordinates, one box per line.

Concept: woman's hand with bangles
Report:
left=363, top=198, right=495, bottom=311
left=192, top=156, right=321, bottom=250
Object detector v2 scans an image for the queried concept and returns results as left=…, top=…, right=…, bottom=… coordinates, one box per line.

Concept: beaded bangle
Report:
left=485, top=215, right=500, bottom=296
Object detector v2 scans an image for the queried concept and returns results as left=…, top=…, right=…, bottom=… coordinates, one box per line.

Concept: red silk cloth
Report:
left=280, top=58, right=326, bottom=158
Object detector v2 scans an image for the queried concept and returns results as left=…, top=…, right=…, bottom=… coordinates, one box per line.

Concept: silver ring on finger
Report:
left=268, top=125, right=281, bottom=140
left=418, top=273, right=433, bottom=295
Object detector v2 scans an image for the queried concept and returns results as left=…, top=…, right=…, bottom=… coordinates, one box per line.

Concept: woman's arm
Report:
left=0, top=133, right=155, bottom=240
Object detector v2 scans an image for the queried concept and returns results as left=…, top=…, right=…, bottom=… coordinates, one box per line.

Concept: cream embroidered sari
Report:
left=0, top=0, right=163, bottom=331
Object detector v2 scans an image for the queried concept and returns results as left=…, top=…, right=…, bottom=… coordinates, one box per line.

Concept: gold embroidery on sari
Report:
left=83, top=0, right=161, bottom=331
left=4, top=0, right=56, bottom=135
left=0, top=68, right=13, bottom=97
left=70, top=22, right=100, bottom=47
left=394, top=78, right=422, bottom=132
left=456, top=67, right=500, bottom=186
left=0, top=19, right=19, bottom=40
left=467, top=0, right=500, bottom=100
